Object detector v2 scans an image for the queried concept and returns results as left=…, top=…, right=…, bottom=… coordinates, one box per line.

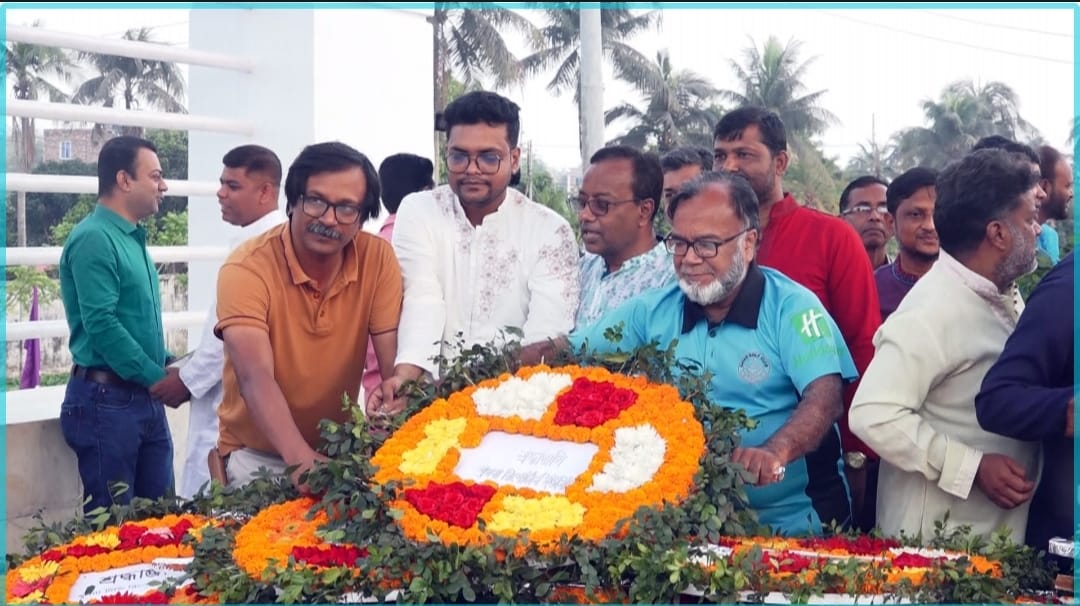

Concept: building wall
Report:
left=41, top=127, right=117, bottom=164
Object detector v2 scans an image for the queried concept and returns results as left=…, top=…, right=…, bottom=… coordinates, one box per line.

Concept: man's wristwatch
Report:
left=845, top=452, right=867, bottom=470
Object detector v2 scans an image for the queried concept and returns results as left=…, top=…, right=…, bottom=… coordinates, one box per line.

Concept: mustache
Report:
left=307, top=222, right=342, bottom=240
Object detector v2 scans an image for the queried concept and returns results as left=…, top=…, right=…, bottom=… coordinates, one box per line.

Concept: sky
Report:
left=5, top=5, right=1075, bottom=174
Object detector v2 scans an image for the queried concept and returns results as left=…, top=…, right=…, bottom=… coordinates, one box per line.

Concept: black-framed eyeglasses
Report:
left=446, top=150, right=504, bottom=174
left=664, top=228, right=752, bottom=258
left=300, top=194, right=363, bottom=225
left=569, top=194, right=639, bottom=217
left=841, top=204, right=889, bottom=217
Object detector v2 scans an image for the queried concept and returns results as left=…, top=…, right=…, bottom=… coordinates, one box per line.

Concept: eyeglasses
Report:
left=570, top=194, right=639, bottom=217
left=664, top=228, right=752, bottom=258
left=446, top=150, right=504, bottom=174
left=300, top=194, right=363, bottom=225
left=842, top=204, right=889, bottom=217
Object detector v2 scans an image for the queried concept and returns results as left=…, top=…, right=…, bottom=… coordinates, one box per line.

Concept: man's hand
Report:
left=975, top=453, right=1035, bottom=509
left=366, top=364, right=425, bottom=418
left=366, top=375, right=409, bottom=417
left=286, top=448, right=331, bottom=495
left=732, top=446, right=787, bottom=486
left=150, top=367, right=191, bottom=408
left=1066, top=398, right=1074, bottom=438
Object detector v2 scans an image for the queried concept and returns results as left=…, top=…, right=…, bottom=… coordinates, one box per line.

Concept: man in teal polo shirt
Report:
left=59, top=135, right=189, bottom=514
left=562, top=171, right=857, bottom=535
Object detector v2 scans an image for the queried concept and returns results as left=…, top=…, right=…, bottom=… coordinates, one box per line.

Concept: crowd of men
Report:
left=57, top=89, right=1073, bottom=563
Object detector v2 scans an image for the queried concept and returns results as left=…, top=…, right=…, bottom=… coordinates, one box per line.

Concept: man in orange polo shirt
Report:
left=213, top=142, right=403, bottom=491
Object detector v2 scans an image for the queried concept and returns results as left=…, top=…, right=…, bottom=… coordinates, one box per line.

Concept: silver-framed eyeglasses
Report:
left=300, top=194, right=363, bottom=224
left=841, top=204, right=889, bottom=217
left=446, top=150, right=504, bottom=174
left=664, top=228, right=752, bottom=258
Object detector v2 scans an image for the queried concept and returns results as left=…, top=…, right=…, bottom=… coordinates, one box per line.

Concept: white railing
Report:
left=8, top=99, right=255, bottom=136
left=6, top=245, right=230, bottom=267
left=5, top=23, right=257, bottom=72
left=7, top=172, right=221, bottom=196
left=5, top=19, right=255, bottom=422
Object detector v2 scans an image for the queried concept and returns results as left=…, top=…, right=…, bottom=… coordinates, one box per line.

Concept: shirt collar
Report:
left=680, top=260, right=765, bottom=334
left=95, top=204, right=141, bottom=235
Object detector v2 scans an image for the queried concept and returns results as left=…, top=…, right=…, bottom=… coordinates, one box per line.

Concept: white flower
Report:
left=587, top=424, right=666, bottom=493
left=471, top=372, right=573, bottom=420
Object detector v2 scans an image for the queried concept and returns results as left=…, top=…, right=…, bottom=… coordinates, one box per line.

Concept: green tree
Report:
left=518, top=156, right=576, bottom=234
left=604, top=49, right=720, bottom=153
left=5, top=21, right=76, bottom=247
left=720, top=35, right=839, bottom=154
left=6, top=159, right=95, bottom=247
left=889, top=79, right=1039, bottom=170
left=71, top=27, right=187, bottom=141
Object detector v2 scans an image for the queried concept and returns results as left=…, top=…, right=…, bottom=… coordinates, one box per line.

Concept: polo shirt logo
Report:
left=793, top=308, right=830, bottom=343
left=738, top=352, right=770, bottom=384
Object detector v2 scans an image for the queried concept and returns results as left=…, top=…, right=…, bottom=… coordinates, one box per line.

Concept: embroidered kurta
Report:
left=392, top=185, right=581, bottom=374
left=575, top=240, right=676, bottom=329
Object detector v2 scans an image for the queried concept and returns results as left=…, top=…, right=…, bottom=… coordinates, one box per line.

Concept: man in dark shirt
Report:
left=975, top=251, right=1074, bottom=566
left=59, top=135, right=190, bottom=514
left=875, top=167, right=940, bottom=321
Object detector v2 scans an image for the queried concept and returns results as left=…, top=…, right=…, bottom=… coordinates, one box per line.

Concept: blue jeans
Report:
left=60, top=375, right=175, bottom=514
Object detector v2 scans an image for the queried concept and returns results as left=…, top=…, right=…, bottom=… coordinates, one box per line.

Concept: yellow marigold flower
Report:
left=399, top=417, right=467, bottom=475
left=17, top=560, right=59, bottom=583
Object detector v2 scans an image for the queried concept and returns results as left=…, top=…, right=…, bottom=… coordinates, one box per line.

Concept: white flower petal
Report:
left=471, top=372, right=573, bottom=420
left=587, top=424, right=666, bottom=493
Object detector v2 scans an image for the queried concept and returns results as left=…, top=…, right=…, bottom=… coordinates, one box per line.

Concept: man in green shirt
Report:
left=59, top=135, right=190, bottom=514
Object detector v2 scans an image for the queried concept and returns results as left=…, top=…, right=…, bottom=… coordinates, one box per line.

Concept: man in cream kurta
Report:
left=849, top=147, right=1044, bottom=543
left=391, top=184, right=579, bottom=375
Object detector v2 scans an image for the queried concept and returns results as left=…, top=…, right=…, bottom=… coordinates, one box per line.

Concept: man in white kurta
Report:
left=367, top=92, right=580, bottom=414
left=177, top=145, right=285, bottom=498
left=849, top=147, right=1044, bottom=543
left=391, top=183, right=580, bottom=375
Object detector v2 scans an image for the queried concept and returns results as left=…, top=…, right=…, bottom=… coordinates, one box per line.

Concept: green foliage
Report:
left=11, top=329, right=1057, bottom=604
left=5, top=265, right=60, bottom=314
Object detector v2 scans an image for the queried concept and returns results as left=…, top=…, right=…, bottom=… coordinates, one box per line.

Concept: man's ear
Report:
left=773, top=150, right=790, bottom=176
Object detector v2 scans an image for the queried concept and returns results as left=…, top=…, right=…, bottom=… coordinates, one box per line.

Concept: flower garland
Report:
left=5, top=514, right=212, bottom=605
left=693, top=535, right=1005, bottom=597
left=371, top=364, right=706, bottom=552
left=231, top=497, right=368, bottom=582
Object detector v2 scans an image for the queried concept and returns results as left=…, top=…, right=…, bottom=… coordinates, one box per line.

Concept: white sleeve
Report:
left=521, top=214, right=581, bottom=345
left=391, top=195, right=447, bottom=374
left=177, top=300, right=224, bottom=399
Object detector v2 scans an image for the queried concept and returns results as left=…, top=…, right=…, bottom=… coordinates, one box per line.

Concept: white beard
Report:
left=678, top=244, right=748, bottom=306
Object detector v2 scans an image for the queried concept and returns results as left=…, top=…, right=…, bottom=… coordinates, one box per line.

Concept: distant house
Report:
left=42, top=128, right=118, bottom=164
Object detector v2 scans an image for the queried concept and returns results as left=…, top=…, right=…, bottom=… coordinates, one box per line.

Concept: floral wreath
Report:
left=5, top=514, right=212, bottom=605
left=370, top=364, right=706, bottom=551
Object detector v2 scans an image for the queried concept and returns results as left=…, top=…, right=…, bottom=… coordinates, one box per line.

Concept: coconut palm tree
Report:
left=5, top=22, right=75, bottom=246
left=720, top=35, right=839, bottom=162
left=604, top=49, right=719, bottom=152
left=431, top=4, right=539, bottom=178
left=71, top=27, right=187, bottom=141
left=520, top=3, right=661, bottom=163
left=889, top=79, right=1040, bottom=170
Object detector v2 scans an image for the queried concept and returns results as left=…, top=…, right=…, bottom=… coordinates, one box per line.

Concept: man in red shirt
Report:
left=713, top=106, right=882, bottom=532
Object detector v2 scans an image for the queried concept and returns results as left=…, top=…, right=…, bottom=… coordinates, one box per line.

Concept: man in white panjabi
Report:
left=849, top=147, right=1045, bottom=543
left=177, top=145, right=285, bottom=498
left=366, top=91, right=580, bottom=415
